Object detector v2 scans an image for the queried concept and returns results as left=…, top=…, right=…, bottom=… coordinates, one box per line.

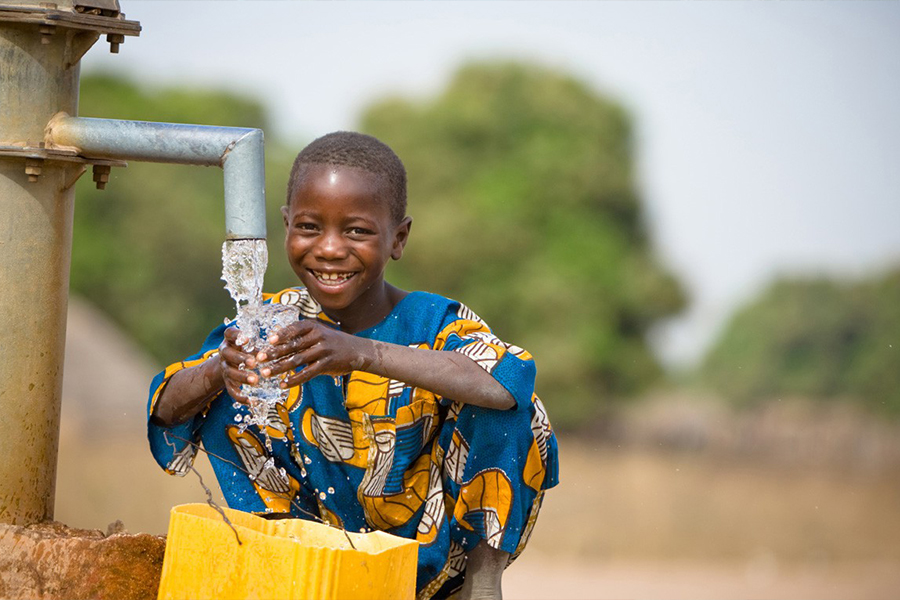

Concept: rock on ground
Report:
left=0, top=520, right=164, bottom=600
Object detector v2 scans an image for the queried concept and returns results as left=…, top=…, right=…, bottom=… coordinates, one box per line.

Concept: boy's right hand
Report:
left=218, top=326, right=260, bottom=404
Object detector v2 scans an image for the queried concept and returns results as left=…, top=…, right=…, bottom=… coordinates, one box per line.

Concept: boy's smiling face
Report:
left=282, top=163, right=411, bottom=331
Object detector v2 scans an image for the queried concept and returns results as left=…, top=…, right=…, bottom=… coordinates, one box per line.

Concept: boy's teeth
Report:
left=315, top=271, right=352, bottom=282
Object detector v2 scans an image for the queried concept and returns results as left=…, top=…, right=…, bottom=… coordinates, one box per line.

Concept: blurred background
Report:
left=55, top=2, right=900, bottom=598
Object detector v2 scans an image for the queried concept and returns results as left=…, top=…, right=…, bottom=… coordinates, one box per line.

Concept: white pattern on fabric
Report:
left=309, top=412, right=355, bottom=462
left=166, top=444, right=195, bottom=476
left=444, top=433, right=470, bottom=485
left=362, top=426, right=397, bottom=497
left=418, top=460, right=445, bottom=536
left=456, top=340, right=500, bottom=373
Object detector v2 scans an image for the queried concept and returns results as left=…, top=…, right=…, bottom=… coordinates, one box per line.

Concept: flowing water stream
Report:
left=221, top=239, right=298, bottom=451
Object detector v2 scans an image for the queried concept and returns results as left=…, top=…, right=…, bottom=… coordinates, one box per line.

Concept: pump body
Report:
left=0, top=1, right=266, bottom=525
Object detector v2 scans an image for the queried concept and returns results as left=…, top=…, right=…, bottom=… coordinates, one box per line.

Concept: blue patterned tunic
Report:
left=148, top=287, right=559, bottom=599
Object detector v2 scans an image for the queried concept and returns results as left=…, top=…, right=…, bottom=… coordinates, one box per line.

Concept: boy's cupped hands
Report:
left=219, top=319, right=365, bottom=402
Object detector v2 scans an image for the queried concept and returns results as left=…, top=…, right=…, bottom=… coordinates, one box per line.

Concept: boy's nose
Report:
left=314, top=231, right=349, bottom=260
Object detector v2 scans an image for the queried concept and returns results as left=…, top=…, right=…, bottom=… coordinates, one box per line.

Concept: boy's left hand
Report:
left=258, top=320, right=367, bottom=388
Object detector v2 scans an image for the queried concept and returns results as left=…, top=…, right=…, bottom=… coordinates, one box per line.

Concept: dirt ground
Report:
left=533, top=443, right=900, bottom=562
left=503, top=555, right=900, bottom=600
left=499, top=438, right=900, bottom=600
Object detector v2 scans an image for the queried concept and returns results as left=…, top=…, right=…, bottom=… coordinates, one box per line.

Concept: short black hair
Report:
left=286, top=131, right=407, bottom=223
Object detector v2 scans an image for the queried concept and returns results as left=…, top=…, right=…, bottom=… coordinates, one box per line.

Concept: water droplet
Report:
left=233, top=415, right=242, bottom=422
left=300, top=468, right=307, bottom=477
left=327, top=487, right=334, bottom=494
left=359, top=528, right=367, bottom=533
left=319, top=491, right=327, bottom=500
left=304, top=456, right=312, bottom=465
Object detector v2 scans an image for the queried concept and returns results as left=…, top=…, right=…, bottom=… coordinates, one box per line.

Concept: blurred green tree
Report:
left=700, top=270, right=900, bottom=415
left=361, top=61, right=686, bottom=426
left=72, top=73, right=298, bottom=364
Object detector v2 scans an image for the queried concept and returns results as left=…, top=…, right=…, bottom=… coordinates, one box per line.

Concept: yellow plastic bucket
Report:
left=157, top=504, right=418, bottom=600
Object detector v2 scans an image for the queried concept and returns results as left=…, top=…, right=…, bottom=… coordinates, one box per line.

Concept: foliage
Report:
left=360, top=61, right=686, bottom=426
left=700, top=270, right=900, bottom=415
left=72, top=73, right=298, bottom=363
left=73, top=64, right=685, bottom=428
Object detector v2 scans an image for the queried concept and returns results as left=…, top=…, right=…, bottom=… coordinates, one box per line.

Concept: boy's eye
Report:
left=348, top=227, right=374, bottom=236
left=296, top=222, right=318, bottom=232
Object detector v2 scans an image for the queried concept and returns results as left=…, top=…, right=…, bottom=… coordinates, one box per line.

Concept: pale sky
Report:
left=84, top=1, right=900, bottom=369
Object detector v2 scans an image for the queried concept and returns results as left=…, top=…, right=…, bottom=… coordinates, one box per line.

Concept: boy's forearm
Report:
left=355, top=339, right=515, bottom=410
left=151, top=357, right=225, bottom=427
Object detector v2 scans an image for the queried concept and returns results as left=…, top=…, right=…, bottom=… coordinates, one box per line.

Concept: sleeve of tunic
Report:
left=146, top=322, right=228, bottom=476
left=432, top=300, right=536, bottom=410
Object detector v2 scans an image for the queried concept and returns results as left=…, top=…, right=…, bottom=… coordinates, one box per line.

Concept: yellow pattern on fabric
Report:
left=359, top=452, right=432, bottom=530
left=432, top=319, right=492, bottom=352
left=522, top=439, right=546, bottom=492
left=263, top=401, right=295, bottom=442
left=395, top=397, right=439, bottom=434
left=454, top=468, right=513, bottom=549
left=283, top=384, right=302, bottom=413
left=345, top=371, right=392, bottom=416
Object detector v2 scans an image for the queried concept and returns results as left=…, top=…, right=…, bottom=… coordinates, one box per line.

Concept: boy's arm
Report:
left=151, top=357, right=224, bottom=427
left=152, top=327, right=263, bottom=426
left=357, top=338, right=516, bottom=410
left=263, top=320, right=516, bottom=410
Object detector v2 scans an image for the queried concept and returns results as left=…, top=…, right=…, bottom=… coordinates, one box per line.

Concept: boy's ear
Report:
left=281, top=205, right=290, bottom=229
left=391, top=216, right=413, bottom=260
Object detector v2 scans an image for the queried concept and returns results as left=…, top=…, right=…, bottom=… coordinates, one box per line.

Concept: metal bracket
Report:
left=0, top=144, right=126, bottom=186
left=0, top=3, right=141, bottom=38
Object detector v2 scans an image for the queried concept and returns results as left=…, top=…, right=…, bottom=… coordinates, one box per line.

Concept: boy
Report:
left=148, top=131, right=558, bottom=600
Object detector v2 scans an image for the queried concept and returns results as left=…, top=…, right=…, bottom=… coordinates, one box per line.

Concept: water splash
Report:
left=222, top=240, right=298, bottom=447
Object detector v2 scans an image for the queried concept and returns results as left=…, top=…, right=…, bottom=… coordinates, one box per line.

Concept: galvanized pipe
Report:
left=46, top=115, right=267, bottom=240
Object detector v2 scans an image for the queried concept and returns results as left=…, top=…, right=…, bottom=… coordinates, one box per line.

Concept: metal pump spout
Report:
left=46, top=114, right=267, bottom=240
